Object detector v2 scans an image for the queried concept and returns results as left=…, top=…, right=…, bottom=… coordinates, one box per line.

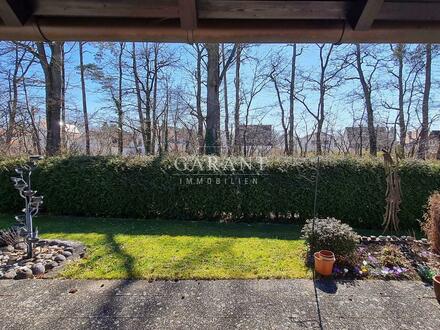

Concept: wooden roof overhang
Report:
left=0, top=0, right=440, bottom=43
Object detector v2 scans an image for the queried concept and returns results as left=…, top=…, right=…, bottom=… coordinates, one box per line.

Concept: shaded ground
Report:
left=0, top=279, right=438, bottom=329
left=0, top=215, right=309, bottom=279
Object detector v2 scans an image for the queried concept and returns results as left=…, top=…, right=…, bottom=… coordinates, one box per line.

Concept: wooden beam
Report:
left=30, top=0, right=440, bottom=22
left=379, top=2, right=440, bottom=21
left=351, top=0, right=384, bottom=31
left=2, top=18, right=440, bottom=44
left=33, top=0, right=179, bottom=19
left=178, top=0, right=197, bottom=29
left=198, top=0, right=348, bottom=20
left=0, top=0, right=33, bottom=26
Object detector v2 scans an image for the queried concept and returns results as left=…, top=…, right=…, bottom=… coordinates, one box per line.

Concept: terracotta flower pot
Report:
left=314, top=250, right=336, bottom=276
left=434, top=275, right=440, bottom=303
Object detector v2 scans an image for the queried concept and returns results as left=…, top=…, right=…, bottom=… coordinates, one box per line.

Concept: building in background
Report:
left=343, top=126, right=395, bottom=154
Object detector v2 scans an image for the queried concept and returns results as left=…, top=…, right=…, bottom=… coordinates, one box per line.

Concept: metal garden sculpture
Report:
left=10, top=156, right=44, bottom=259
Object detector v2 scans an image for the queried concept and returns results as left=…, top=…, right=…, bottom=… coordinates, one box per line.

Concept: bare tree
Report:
left=131, top=42, right=148, bottom=155
left=205, top=43, right=221, bottom=155
left=384, top=44, right=423, bottom=153
left=205, top=43, right=236, bottom=155
left=221, top=43, right=231, bottom=155
left=296, top=44, right=348, bottom=155
left=288, top=44, right=300, bottom=155
left=349, top=44, right=382, bottom=156
left=233, top=44, right=242, bottom=155
left=79, top=41, right=90, bottom=155
left=418, top=44, right=432, bottom=159
left=36, top=42, right=64, bottom=156
left=3, top=43, right=34, bottom=153
left=91, top=42, right=127, bottom=155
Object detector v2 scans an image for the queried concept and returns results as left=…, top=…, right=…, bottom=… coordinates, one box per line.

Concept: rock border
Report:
left=0, top=239, right=86, bottom=280
left=359, top=235, right=429, bottom=245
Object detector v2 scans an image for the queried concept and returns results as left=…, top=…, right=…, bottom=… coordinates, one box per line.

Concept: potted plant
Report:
left=301, top=218, right=360, bottom=276
left=314, top=250, right=335, bottom=276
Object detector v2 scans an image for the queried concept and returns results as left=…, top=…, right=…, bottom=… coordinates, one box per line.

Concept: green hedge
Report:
left=0, top=156, right=439, bottom=229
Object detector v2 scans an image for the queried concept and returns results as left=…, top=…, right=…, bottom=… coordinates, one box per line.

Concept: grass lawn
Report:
left=0, top=215, right=310, bottom=280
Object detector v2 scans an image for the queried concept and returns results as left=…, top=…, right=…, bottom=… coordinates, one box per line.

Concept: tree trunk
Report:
left=61, top=46, right=66, bottom=151
left=163, top=88, right=169, bottom=153
left=418, top=43, right=431, bottom=159
left=117, top=42, right=124, bottom=155
left=397, top=45, right=406, bottom=150
left=23, top=78, right=41, bottom=154
left=144, top=50, right=152, bottom=154
left=355, top=44, right=377, bottom=157
left=315, top=90, right=325, bottom=155
left=132, top=42, right=148, bottom=155
left=233, top=44, right=241, bottom=155
left=437, top=135, right=440, bottom=160
left=272, top=75, right=288, bottom=154
left=195, top=44, right=204, bottom=154
left=79, top=42, right=91, bottom=155
left=222, top=44, right=231, bottom=155
left=205, top=43, right=221, bottom=155
left=5, top=44, right=19, bottom=149
left=288, top=44, right=296, bottom=155
left=152, top=44, right=159, bottom=155
left=37, top=42, right=63, bottom=156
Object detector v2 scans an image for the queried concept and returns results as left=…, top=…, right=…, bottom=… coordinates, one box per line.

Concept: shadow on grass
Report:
left=164, top=239, right=235, bottom=277
left=0, top=215, right=303, bottom=241
left=105, top=233, right=138, bottom=278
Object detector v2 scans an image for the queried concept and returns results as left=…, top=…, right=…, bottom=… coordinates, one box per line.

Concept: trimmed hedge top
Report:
left=0, top=156, right=439, bottom=229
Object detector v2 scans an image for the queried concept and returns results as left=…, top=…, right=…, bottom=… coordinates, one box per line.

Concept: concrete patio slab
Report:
left=0, top=279, right=438, bottom=329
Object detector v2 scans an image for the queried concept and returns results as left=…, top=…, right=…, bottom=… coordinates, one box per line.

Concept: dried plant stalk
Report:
left=422, top=192, right=440, bottom=254
left=0, top=227, right=22, bottom=246
left=382, top=149, right=401, bottom=232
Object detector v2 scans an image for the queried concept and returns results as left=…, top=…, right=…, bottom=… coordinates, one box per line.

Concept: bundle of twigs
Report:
left=382, top=148, right=402, bottom=232
left=0, top=227, right=22, bottom=247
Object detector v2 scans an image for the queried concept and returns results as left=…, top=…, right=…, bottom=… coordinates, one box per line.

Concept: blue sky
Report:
left=11, top=42, right=440, bottom=137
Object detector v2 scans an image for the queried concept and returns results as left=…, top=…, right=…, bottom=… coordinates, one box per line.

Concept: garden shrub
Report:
left=422, top=192, right=440, bottom=254
left=0, top=156, right=438, bottom=229
left=301, top=218, right=360, bottom=256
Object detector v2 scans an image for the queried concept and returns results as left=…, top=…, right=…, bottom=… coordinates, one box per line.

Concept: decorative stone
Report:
left=45, top=261, right=58, bottom=270
left=1, top=245, right=14, bottom=253
left=15, top=267, right=33, bottom=280
left=360, top=236, right=369, bottom=244
left=14, top=242, right=28, bottom=251
left=406, top=236, right=415, bottom=242
left=1, top=239, right=85, bottom=280
left=421, top=238, right=429, bottom=244
left=3, top=269, right=17, bottom=279
left=31, top=263, right=45, bottom=276
left=54, top=254, right=66, bottom=262
left=62, top=251, right=73, bottom=258
left=7, top=256, right=19, bottom=265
